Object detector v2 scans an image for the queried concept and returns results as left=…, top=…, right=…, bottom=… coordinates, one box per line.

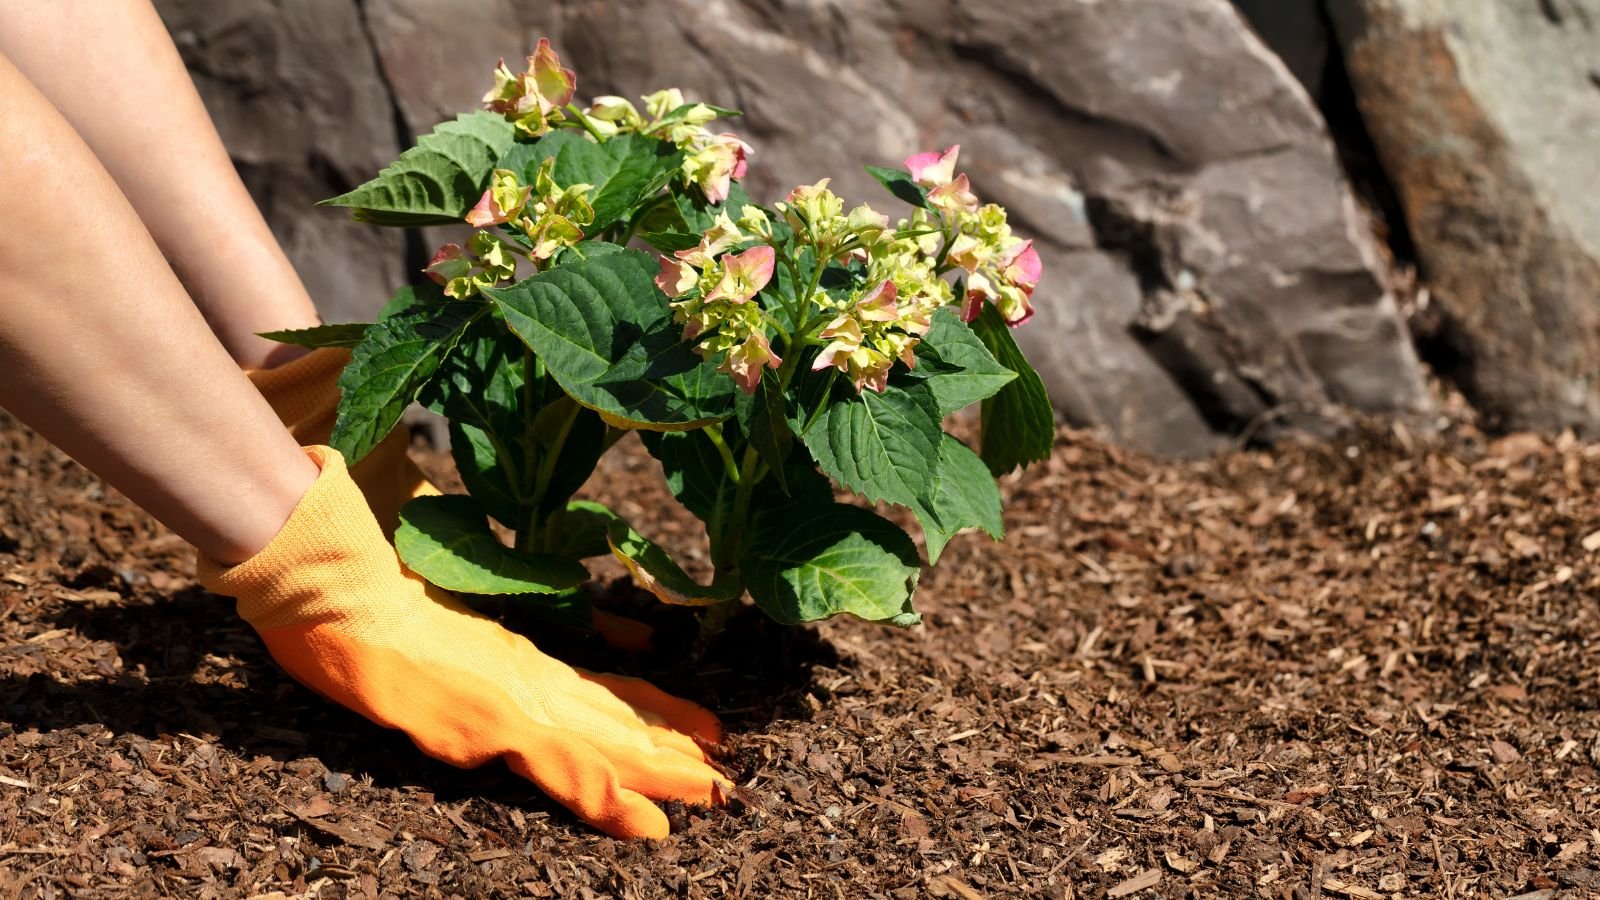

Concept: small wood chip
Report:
left=0, top=775, right=32, bottom=789
left=1164, top=851, right=1198, bottom=873
left=1051, top=754, right=1141, bottom=767
left=1107, top=867, right=1162, bottom=897
left=1490, top=739, right=1522, bottom=764
left=468, top=848, right=515, bottom=863
left=1321, top=878, right=1383, bottom=899
left=928, top=875, right=986, bottom=899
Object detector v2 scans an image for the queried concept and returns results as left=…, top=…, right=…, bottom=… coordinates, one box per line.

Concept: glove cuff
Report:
left=246, top=347, right=350, bottom=443
left=197, top=445, right=403, bottom=631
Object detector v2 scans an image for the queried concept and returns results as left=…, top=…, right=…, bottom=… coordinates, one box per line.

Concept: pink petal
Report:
left=960, top=289, right=986, bottom=323
left=928, top=173, right=979, bottom=213
left=655, top=255, right=699, bottom=297
left=1003, top=240, right=1042, bottom=289
left=464, top=188, right=506, bottom=227
left=859, top=365, right=891, bottom=393
left=725, top=245, right=776, bottom=293
left=904, top=144, right=960, bottom=187
left=530, top=38, right=577, bottom=109
left=856, top=280, right=900, bottom=322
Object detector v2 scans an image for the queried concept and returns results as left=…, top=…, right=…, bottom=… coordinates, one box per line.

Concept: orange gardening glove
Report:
left=198, top=446, right=727, bottom=839
left=247, top=347, right=436, bottom=537
left=249, top=347, right=654, bottom=650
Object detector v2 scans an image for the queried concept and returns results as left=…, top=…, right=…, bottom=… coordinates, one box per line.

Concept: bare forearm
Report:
left=0, top=0, right=320, bottom=366
left=0, top=53, right=317, bottom=563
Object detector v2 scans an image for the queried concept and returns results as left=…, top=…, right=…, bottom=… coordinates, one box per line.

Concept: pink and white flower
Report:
left=855, top=280, right=900, bottom=323
left=656, top=255, right=700, bottom=298
left=704, top=245, right=775, bottom=304
left=481, top=39, right=577, bottom=137
left=465, top=170, right=531, bottom=227
left=683, top=132, right=751, bottom=203
left=722, top=331, right=782, bottom=393
left=905, top=145, right=960, bottom=188
left=927, top=173, right=979, bottom=214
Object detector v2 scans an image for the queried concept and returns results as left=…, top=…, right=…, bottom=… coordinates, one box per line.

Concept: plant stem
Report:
left=703, top=424, right=742, bottom=485
left=717, top=444, right=762, bottom=569
left=695, top=598, right=737, bottom=651
left=565, top=103, right=608, bottom=142
left=516, top=349, right=544, bottom=552
left=530, top=398, right=582, bottom=552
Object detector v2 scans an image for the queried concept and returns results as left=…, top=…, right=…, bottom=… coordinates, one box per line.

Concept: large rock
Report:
left=1231, top=0, right=1331, bottom=96
left=153, top=0, right=410, bottom=324
left=164, top=0, right=1435, bottom=455
left=368, top=0, right=1431, bottom=455
left=1329, top=0, right=1600, bottom=433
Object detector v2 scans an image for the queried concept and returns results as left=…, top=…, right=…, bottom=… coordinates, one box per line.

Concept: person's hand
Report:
left=247, top=347, right=437, bottom=537
left=248, top=347, right=657, bottom=650
left=199, top=446, right=727, bottom=839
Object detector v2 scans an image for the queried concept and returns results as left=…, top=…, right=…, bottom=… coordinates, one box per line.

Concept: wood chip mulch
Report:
left=3, top=408, right=1599, bottom=899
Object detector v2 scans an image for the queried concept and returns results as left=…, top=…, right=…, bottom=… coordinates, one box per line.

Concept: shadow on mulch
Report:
left=10, top=575, right=837, bottom=784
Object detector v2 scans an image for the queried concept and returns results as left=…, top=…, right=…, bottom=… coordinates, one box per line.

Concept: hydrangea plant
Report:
left=266, top=43, right=1054, bottom=630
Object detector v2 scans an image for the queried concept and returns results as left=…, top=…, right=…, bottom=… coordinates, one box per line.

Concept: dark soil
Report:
left=3, top=408, right=1599, bottom=899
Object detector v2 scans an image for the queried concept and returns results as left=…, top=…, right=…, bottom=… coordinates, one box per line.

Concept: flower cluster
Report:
left=427, top=160, right=595, bottom=298
left=481, top=44, right=749, bottom=204
left=586, top=89, right=750, bottom=203
left=425, top=231, right=519, bottom=300
left=773, top=180, right=952, bottom=393
left=481, top=39, right=576, bottom=138
left=906, top=146, right=1041, bottom=326
left=654, top=217, right=780, bottom=392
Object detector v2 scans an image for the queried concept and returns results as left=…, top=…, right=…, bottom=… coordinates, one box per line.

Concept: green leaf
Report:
left=638, top=230, right=703, bottom=253
left=645, top=430, right=738, bottom=528
left=605, top=513, right=742, bottom=606
left=421, top=324, right=528, bottom=527
left=380, top=281, right=450, bottom=321
left=321, top=111, right=516, bottom=226
left=906, top=308, right=1016, bottom=416
left=257, top=322, right=370, bottom=350
left=865, top=165, right=929, bottom=210
left=447, top=420, right=522, bottom=529
left=971, top=304, right=1054, bottom=475
left=498, top=131, right=683, bottom=232
left=544, top=500, right=617, bottom=559
left=487, top=247, right=736, bottom=430
left=395, top=495, right=589, bottom=595
left=921, top=434, right=1004, bottom=564
left=533, top=398, right=607, bottom=516
left=801, top=382, right=943, bottom=515
left=736, top=371, right=793, bottom=492
left=740, top=490, right=920, bottom=625
left=643, top=182, right=752, bottom=235
left=330, top=302, right=485, bottom=463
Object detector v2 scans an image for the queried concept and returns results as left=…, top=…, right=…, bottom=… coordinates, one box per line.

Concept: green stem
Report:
left=703, top=424, right=742, bottom=485
left=532, top=400, right=581, bottom=505
left=716, top=444, right=762, bottom=570
left=696, top=598, right=737, bottom=650
left=516, top=349, right=543, bottom=552
left=799, top=368, right=839, bottom=436
left=565, top=103, right=608, bottom=142
left=933, top=217, right=957, bottom=272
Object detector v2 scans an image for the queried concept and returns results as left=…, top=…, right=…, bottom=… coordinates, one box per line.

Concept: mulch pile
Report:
left=3, top=407, right=1599, bottom=899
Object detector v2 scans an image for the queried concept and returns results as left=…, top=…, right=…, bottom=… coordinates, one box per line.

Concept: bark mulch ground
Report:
left=3, top=408, right=1599, bottom=899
